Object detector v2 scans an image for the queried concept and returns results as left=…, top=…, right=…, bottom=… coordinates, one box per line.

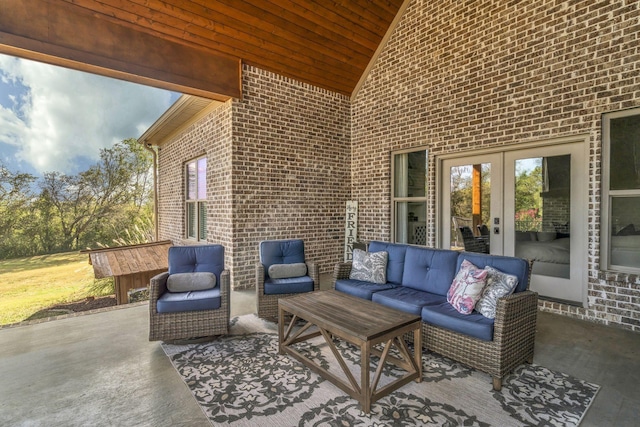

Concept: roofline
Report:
left=138, top=94, right=223, bottom=146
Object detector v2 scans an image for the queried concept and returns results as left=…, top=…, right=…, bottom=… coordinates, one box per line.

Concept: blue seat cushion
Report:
left=457, top=252, right=530, bottom=293
left=157, top=288, right=221, bottom=313
left=422, top=302, right=495, bottom=341
left=264, top=276, right=314, bottom=295
left=372, top=288, right=446, bottom=315
left=334, top=279, right=397, bottom=300
left=401, top=246, right=460, bottom=296
left=367, top=241, right=408, bottom=285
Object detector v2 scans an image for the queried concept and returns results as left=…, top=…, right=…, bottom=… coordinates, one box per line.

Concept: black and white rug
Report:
left=162, top=315, right=599, bottom=426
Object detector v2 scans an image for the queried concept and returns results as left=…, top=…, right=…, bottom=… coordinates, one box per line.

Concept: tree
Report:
left=0, top=164, right=37, bottom=258
left=33, top=138, right=154, bottom=253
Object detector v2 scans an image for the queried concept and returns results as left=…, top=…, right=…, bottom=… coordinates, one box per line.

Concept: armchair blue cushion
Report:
left=149, top=244, right=230, bottom=341
left=260, top=239, right=314, bottom=295
left=256, top=239, right=319, bottom=319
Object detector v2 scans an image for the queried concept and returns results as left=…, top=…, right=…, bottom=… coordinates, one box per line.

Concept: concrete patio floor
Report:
left=0, top=275, right=638, bottom=426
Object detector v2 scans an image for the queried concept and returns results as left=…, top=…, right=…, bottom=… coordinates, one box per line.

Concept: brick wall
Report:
left=352, top=0, right=640, bottom=331
left=157, top=101, right=234, bottom=255
left=231, top=66, right=351, bottom=289
left=542, top=196, right=570, bottom=233
left=157, top=66, right=351, bottom=290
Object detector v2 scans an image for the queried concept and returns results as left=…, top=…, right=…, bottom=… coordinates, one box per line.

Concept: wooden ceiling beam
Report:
left=0, top=0, right=241, bottom=100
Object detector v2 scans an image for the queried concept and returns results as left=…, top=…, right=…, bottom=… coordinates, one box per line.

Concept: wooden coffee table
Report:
left=278, top=290, right=422, bottom=414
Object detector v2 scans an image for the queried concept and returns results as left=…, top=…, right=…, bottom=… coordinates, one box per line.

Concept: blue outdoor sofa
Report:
left=332, top=241, right=537, bottom=390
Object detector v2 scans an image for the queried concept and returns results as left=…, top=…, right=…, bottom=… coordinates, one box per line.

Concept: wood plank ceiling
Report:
left=6, top=0, right=406, bottom=97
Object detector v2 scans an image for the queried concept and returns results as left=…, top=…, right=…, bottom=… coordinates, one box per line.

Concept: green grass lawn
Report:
left=0, top=252, right=112, bottom=326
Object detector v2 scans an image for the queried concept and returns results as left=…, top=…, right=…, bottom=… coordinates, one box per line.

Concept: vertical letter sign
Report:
left=344, top=201, right=358, bottom=261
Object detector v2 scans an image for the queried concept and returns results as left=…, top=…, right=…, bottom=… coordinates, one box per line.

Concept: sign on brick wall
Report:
left=344, top=201, right=358, bottom=262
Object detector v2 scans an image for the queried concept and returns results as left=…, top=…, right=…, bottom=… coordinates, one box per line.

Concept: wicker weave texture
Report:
left=331, top=261, right=352, bottom=288
left=422, top=289, right=538, bottom=388
left=256, top=261, right=319, bottom=320
left=149, top=270, right=230, bottom=341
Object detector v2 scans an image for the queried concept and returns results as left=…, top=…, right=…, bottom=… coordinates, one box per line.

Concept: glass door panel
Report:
left=440, top=153, right=502, bottom=254
left=513, top=155, right=570, bottom=279
left=504, top=144, right=586, bottom=304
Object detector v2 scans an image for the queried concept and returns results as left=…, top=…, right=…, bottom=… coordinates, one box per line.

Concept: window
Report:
left=601, top=108, right=640, bottom=273
left=391, top=148, right=428, bottom=245
left=185, top=157, right=207, bottom=241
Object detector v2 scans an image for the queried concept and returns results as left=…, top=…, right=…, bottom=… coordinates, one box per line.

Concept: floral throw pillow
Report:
left=349, top=249, right=388, bottom=285
left=447, top=259, right=489, bottom=315
left=475, top=266, right=519, bottom=319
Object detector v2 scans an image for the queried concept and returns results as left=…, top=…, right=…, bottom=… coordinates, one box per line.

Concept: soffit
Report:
left=54, top=0, right=407, bottom=96
left=138, top=95, right=222, bottom=146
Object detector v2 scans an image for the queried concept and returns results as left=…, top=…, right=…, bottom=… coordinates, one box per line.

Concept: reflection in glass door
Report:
left=512, top=156, right=570, bottom=279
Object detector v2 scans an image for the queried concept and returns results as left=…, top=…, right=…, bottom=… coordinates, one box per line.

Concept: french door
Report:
left=439, top=141, right=587, bottom=305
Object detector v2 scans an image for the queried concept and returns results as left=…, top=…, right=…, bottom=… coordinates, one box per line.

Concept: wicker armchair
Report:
left=149, top=245, right=229, bottom=341
left=460, top=226, right=489, bottom=253
left=256, top=239, right=319, bottom=320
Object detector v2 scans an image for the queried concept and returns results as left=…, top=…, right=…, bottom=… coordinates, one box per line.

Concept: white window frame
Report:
left=391, top=147, right=428, bottom=245
left=185, top=156, right=207, bottom=241
left=601, top=107, right=640, bottom=274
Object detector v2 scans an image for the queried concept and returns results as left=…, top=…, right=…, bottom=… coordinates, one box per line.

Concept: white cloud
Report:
left=0, top=54, right=177, bottom=174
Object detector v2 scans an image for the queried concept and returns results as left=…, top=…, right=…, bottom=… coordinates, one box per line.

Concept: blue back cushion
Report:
left=401, top=246, right=460, bottom=295
left=168, top=245, right=225, bottom=286
left=260, top=239, right=306, bottom=279
left=456, top=252, right=530, bottom=293
left=367, top=241, right=407, bottom=285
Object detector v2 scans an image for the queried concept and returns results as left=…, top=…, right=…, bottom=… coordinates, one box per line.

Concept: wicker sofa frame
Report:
left=256, top=261, right=319, bottom=320
left=332, top=259, right=536, bottom=391
left=149, top=269, right=230, bottom=341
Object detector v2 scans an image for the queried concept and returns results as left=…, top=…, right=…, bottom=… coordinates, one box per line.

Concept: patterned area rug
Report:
left=162, top=314, right=599, bottom=426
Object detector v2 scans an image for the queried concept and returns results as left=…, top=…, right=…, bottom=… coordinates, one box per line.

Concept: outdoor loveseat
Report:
left=332, top=241, right=537, bottom=390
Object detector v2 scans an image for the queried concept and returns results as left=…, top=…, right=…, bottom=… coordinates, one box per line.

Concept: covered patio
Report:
left=0, top=275, right=638, bottom=426
left=1, top=1, right=639, bottom=425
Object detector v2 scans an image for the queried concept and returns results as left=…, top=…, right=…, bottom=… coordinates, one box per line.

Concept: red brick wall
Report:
left=231, top=66, right=351, bottom=289
left=352, top=0, right=640, bottom=331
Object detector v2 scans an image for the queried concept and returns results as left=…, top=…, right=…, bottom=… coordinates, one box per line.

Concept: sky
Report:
left=0, top=53, right=180, bottom=177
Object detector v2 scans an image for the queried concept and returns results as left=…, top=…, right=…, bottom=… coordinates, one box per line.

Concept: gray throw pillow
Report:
left=167, top=272, right=217, bottom=292
left=475, top=266, right=519, bottom=319
left=349, top=249, right=388, bottom=285
left=268, top=262, right=307, bottom=279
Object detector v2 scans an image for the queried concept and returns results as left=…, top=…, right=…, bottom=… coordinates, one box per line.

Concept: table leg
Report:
left=414, top=326, right=422, bottom=382
left=361, top=341, right=371, bottom=414
left=278, top=306, right=285, bottom=355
